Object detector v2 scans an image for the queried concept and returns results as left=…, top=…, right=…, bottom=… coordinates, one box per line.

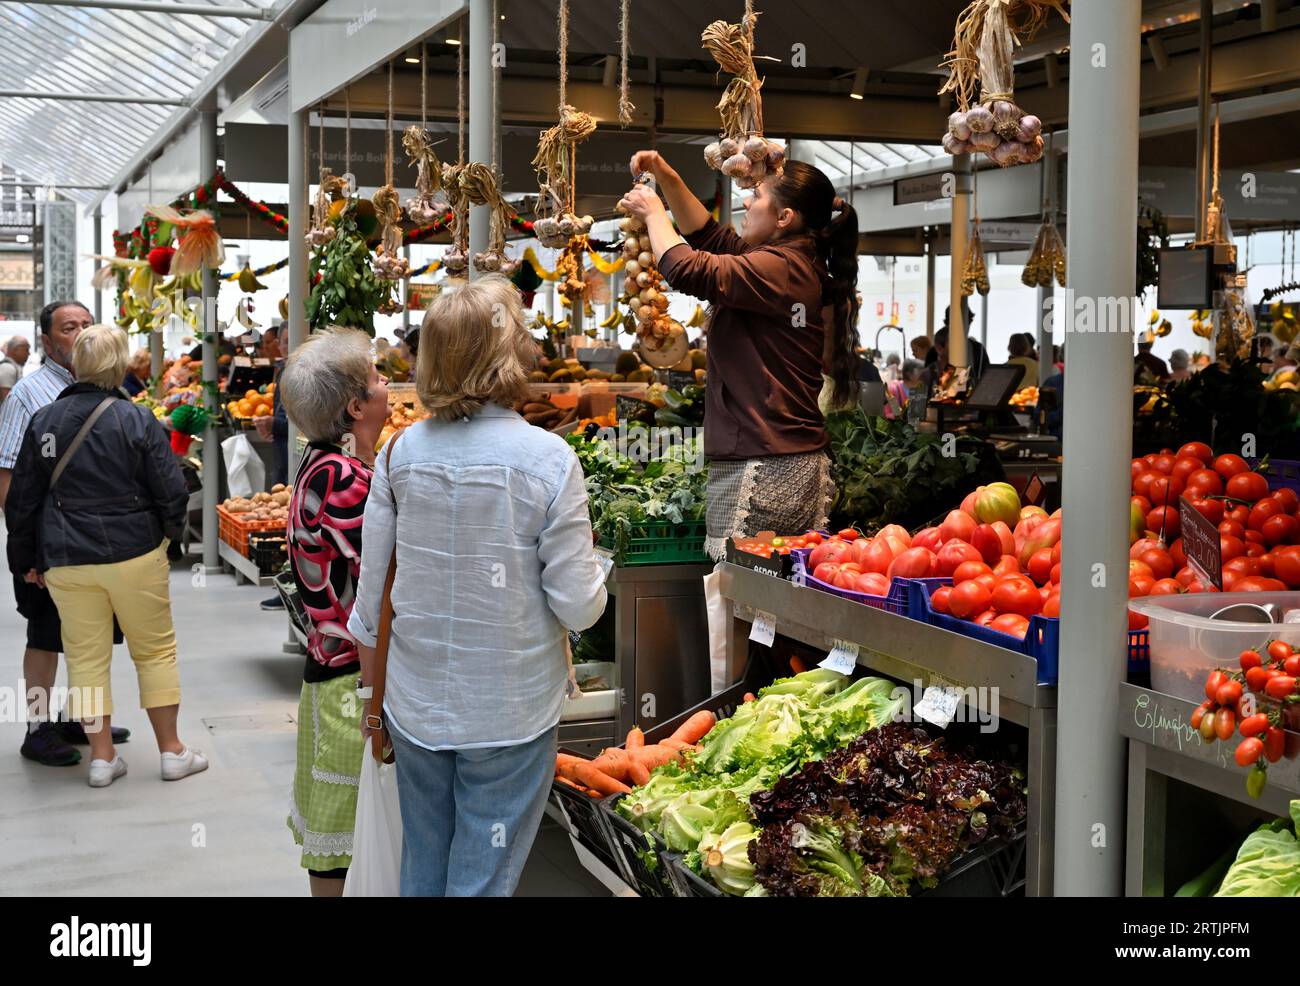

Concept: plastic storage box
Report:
left=1129, top=591, right=1300, bottom=703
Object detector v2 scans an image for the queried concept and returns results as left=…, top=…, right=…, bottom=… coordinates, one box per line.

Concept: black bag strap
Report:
left=49, top=397, right=116, bottom=490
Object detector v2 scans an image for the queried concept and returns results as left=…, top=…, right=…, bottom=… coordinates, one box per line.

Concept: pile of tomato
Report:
left=1127, top=442, right=1300, bottom=629
left=732, top=529, right=829, bottom=559
left=1194, top=640, right=1300, bottom=796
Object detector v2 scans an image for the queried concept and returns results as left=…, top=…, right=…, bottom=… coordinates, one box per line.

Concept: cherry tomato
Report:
left=1205, top=670, right=1230, bottom=702
left=1238, top=713, right=1270, bottom=738
left=1190, top=700, right=1214, bottom=730
left=804, top=531, right=823, bottom=544
left=836, top=528, right=860, bottom=541
left=1264, top=727, right=1286, bottom=764
left=1129, top=559, right=1155, bottom=579
left=1244, top=529, right=1267, bottom=545
left=1216, top=680, right=1244, bottom=707
left=1178, top=441, right=1213, bottom=462
left=1245, top=665, right=1272, bottom=692
left=1259, top=553, right=1276, bottom=579
left=1264, top=675, right=1297, bottom=699
left=1214, top=453, right=1251, bottom=479
left=1232, top=576, right=1287, bottom=592
left=1240, top=649, right=1263, bottom=671
left=1199, top=711, right=1217, bottom=741
left=1235, top=737, right=1265, bottom=767
left=1226, top=471, right=1270, bottom=504
left=1268, top=640, right=1293, bottom=663
left=1176, top=566, right=1197, bottom=588
left=1285, top=655, right=1300, bottom=677
left=1214, top=707, right=1236, bottom=741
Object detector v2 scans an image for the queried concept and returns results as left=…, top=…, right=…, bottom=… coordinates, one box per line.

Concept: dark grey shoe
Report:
left=20, top=722, right=82, bottom=767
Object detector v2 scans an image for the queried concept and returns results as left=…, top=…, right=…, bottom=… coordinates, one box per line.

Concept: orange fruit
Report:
left=245, top=389, right=260, bottom=401
left=237, top=399, right=254, bottom=416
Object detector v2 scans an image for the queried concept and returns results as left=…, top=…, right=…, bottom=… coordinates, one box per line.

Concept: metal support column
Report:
left=92, top=207, right=103, bottom=322
left=979, top=292, right=989, bottom=353
left=287, top=107, right=309, bottom=473
left=1056, top=0, right=1141, bottom=896
left=947, top=155, right=971, bottom=368
left=1195, top=0, right=1213, bottom=242
left=199, top=108, right=221, bottom=572
left=1036, top=283, right=1051, bottom=385
left=924, top=226, right=936, bottom=341
left=719, top=176, right=733, bottom=230
left=468, top=0, right=493, bottom=279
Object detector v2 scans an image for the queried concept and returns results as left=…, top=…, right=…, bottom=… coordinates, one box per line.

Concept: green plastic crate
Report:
left=602, top=520, right=708, bottom=566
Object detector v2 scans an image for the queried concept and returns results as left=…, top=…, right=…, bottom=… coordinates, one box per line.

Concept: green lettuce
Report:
left=1215, top=800, right=1300, bottom=897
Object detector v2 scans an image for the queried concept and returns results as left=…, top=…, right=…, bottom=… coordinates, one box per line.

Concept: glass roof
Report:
left=0, top=1, right=275, bottom=204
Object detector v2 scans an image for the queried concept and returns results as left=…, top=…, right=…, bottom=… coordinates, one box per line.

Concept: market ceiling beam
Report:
left=11, top=0, right=277, bottom=19
left=0, top=88, right=189, bottom=106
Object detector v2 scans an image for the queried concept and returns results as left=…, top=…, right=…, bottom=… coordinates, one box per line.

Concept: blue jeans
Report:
left=388, top=720, right=557, bottom=897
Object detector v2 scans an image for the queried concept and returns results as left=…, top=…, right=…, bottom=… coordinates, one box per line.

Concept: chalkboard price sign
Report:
left=1179, top=495, right=1223, bottom=589
left=1023, top=472, right=1046, bottom=507
left=668, top=371, right=696, bottom=393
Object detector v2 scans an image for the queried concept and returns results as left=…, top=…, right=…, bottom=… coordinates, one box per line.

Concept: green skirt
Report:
left=287, top=671, right=364, bottom=871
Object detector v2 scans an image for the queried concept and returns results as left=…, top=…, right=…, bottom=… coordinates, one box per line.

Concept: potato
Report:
left=271, top=483, right=286, bottom=494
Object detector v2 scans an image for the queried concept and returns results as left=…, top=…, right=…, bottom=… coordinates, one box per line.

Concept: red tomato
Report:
left=1129, top=574, right=1155, bottom=598
left=1190, top=497, right=1224, bottom=525
left=1259, top=553, right=1276, bottom=578
left=1285, top=654, right=1300, bottom=677
left=1147, top=506, right=1180, bottom=541
left=1149, top=578, right=1182, bottom=595
left=990, top=613, right=1030, bottom=638
left=1132, top=471, right=1162, bottom=500
left=1146, top=474, right=1185, bottom=507
left=809, top=538, right=852, bottom=571
left=1131, top=494, right=1153, bottom=515
left=1220, top=535, right=1246, bottom=562
left=1235, top=738, right=1264, bottom=767
left=1129, top=559, right=1155, bottom=579
left=1178, top=442, right=1213, bottom=462
left=973, top=572, right=998, bottom=593
left=1244, top=529, right=1266, bottom=545
left=1049, top=562, right=1061, bottom=584
left=1227, top=471, right=1270, bottom=504
left=887, top=546, right=938, bottom=580
left=1214, top=707, right=1236, bottom=741
left=949, top=579, right=993, bottom=619
left=939, top=509, right=977, bottom=544
left=1042, top=593, right=1061, bottom=617
left=1131, top=458, right=1147, bottom=482
left=1227, top=504, right=1251, bottom=526
left=1264, top=727, right=1286, bottom=763
left=1248, top=497, right=1283, bottom=530
left=854, top=572, right=890, bottom=596
left=1277, top=551, right=1300, bottom=589
left=1239, top=712, right=1269, bottom=737
left=1185, top=469, right=1224, bottom=498
left=1027, top=547, right=1053, bottom=586
left=1168, top=538, right=1186, bottom=570
left=1051, top=541, right=1062, bottom=566
left=1214, top=454, right=1251, bottom=479
left=1267, top=640, right=1293, bottom=663
left=1216, top=680, right=1243, bottom=706
left=1129, top=608, right=1149, bottom=630
left=952, top=560, right=993, bottom=583
left=930, top=585, right=953, bottom=613
left=911, top=527, right=944, bottom=553
left=1222, top=570, right=1241, bottom=591
left=973, top=609, right=998, bottom=628
left=1240, top=649, right=1263, bottom=671
left=836, top=528, right=860, bottom=541
left=1218, top=520, right=1245, bottom=540
left=1152, top=453, right=1176, bottom=475
left=936, top=539, right=983, bottom=578
left=1224, top=556, right=1263, bottom=578
left=855, top=538, right=895, bottom=575
left=1170, top=456, right=1204, bottom=485
left=1272, top=487, right=1300, bottom=514
left=1265, top=675, right=1297, bottom=699
left=993, top=554, right=1021, bottom=578
left=1176, top=565, right=1196, bottom=587
left=1245, top=666, right=1272, bottom=692
left=877, top=525, right=911, bottom=549
left=1260, top=513, right=1298, bottom=546
left=1245, top=542, right=1268, bottom=559
left=1234, top=576, right=1288, bottom=593
left=1143, top=453, right=1160, bottom=468
left=1137, top=548, right=1174, bottom=581
left=992, top=576, right=1043, bottom=616
left=804, top=530, right=823, bottom=545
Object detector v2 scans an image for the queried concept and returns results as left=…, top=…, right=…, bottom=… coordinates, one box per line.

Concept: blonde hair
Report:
left=72, top=324, right=130, bottom=390
left=279, top=327, right=375, bottom=443
left=127, top=347, right=152, bottom=380
left=416, top=276, right=531, bottom=421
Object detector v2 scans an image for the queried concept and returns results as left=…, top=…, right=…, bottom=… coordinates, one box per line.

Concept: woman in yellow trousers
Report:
left=5, top=325, right=205, bottom=788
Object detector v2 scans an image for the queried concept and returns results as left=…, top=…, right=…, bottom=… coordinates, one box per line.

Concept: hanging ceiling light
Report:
left=850, top=67, right=868, bottom=100
left=404, top=45, right=421, bottom=65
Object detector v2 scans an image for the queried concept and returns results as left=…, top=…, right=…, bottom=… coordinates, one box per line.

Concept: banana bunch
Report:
left=1021, top=220, right=1066, bottom=289
left=1147, top=310, right=1172, bottom=338
left=1269, top=302, right=1299, bottom=344
left=236, top=262, right=268, bottom=293
left=686, top=305, right=707, bottom=328
left=961, top=228, right=990, bottom=296
left=599, top=307, right=622, bottom=330
left=1191, top=309, right=1213, bottom=339
left=116, top=292, right=152, bottom=333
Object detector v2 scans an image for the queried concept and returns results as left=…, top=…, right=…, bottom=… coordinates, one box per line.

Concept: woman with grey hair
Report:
left=279, top=327, right=390, bottom=897
left=1168, top=348, right=1192, bottom=382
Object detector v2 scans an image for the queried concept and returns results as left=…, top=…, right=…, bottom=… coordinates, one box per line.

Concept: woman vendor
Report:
left=618, top=151, right=860, bottom=558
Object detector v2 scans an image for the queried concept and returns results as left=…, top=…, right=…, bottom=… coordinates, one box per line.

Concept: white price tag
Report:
left=594, top=546, right=616, bottom=581
left=914, top=683, right=963, bottom=729
left=819, top=639, right=859, bottom=675
left=748, top=610, right=776, bottom=647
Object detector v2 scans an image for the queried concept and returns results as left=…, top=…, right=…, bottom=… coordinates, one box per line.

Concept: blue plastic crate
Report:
left=795, top=558, right=910, bottom=615
left=1250, top=458, right=1300, bottom=495
left=902, top=577, right=1149, bottom=687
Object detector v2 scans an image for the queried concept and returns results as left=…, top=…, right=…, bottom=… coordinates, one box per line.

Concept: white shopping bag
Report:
left=703, top=563, right=730, bottom=695
left=220, top=432, right=265, bottom=499
left=343, top=737, right=404, bottom=897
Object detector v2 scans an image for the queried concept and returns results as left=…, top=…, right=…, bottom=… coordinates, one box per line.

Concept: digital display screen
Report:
left=1157, top=247, right=1213, bottom=309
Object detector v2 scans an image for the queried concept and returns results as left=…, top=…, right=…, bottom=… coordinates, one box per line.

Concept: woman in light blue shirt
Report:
left=347, top=276, right=607, bottom=897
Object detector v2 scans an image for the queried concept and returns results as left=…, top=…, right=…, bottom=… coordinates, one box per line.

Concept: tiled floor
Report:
left=0, top=547, right=608, bottom=898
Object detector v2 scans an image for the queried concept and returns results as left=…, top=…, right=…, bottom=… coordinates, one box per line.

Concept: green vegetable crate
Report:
left=600, top=520, right=709, bottom=566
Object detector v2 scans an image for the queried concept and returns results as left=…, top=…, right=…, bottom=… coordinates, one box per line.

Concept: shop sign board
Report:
left=1138, top=166, right=1300, bottom=222
left=976, top=221, right=1041, bottom=247
left=0, top=254, right=34, bottom=291
left=289, top=0, right=466, bottom=112
left=893, top=173, right=949, bottom=206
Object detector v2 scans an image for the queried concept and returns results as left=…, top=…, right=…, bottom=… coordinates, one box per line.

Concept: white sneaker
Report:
left=161, top=747, right=209, bottom=781
left=88, top=756, right=127, bottom=788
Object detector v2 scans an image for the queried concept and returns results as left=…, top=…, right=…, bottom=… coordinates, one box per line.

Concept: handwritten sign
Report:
left=668, top=371, right=696, bottom=393
left=615, top=395, right=653, bottom=423
left=819, top=639, right=860, bottom=675
left=1023, top=472, right=1046, bottom=508
left=1179, top=495, right=1222, bottom=589
left=594, top=546, right=616, bottom=581
left=914, top=683, right=963, bottom=729
left=748, top=610, right=776, bottom=647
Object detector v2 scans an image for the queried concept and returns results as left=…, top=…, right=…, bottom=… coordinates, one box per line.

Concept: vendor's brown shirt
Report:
left=659, top=218, right=828, bottom=461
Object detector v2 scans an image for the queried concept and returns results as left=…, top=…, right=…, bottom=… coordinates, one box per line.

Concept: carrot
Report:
left=555, top=775, right=584, bottom=792
left=790, top=656, right=808, bottom=673
left=591, top=747, right=637, bottom=781
left=670, top=710, right=717, bottom=745
left=626, top=759, right=651, bottom=786
left=629, top=744, right=682, bottom=771
left=569, top=761, right=632, bottom=796
left=625, top=727, right=645, bottom=750
left=743, top=692, right=756, bottom=703
left=658, top=738, right=688, bottom=751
